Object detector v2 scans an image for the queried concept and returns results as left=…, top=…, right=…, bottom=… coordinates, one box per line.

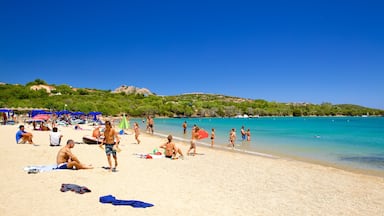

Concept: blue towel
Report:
left=99, top=195, right=154, bottom=208
left=99, top=195, right=116, bottom=203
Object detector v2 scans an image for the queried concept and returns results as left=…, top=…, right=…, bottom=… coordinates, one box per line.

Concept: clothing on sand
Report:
left=60, top=183, right=91, bottom=194
left=99, top=194, right=154, bottom=208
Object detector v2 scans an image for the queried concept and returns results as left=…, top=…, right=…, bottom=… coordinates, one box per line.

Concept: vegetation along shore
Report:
left=1, top=79, right=383, bottom=117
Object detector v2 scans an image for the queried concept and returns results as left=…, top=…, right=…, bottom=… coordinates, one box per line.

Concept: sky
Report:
left=1, top=0, right=383, bottom=109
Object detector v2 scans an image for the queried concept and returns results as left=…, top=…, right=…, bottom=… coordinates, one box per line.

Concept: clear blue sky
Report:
left=1, top=0, right=383, bottom=109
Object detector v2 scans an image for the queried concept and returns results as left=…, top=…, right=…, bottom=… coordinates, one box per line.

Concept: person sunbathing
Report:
left=56, top=139, right=93, bottom=170
left=15, top=125, right=34, bottom=144
left=159, top=135, right=184, bottom=159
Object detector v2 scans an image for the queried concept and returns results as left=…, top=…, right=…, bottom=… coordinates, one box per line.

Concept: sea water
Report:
left=133, top=117, right=384, bottom=174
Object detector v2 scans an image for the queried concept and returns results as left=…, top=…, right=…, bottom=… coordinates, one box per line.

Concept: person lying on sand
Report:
left=56, top=139, right=93, bottom=170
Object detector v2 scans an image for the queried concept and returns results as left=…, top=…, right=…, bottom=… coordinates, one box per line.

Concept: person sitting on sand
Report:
left=56, top=139, right=93, bottom=170
left=49, top=127, right=63, bottom=146
left=40, top=121, right=50, bottom=131
left=187, top=126, right=201, bottom=156
left=15, top=125, right=34, bottom=144
left=159, top=135, right=184, bottom=159
left=92, top=126, right=101, bottom=138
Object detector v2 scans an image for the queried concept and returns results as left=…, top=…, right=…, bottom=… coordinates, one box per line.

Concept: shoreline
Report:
left=1, top=124, right=384, bottom=215
left=148, top=116, right=384, bottom=177
left=151, top=130, right=384, bottom=178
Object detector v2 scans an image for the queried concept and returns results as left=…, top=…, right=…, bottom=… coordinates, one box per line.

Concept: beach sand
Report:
left=1, top=123, right=384, bottom=216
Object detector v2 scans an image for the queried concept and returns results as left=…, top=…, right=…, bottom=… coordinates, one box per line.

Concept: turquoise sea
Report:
left=135, top=117, right=384, bottom=174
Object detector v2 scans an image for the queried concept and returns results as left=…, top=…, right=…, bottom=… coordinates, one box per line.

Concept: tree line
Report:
left=1, top=79, right=383, bottom=117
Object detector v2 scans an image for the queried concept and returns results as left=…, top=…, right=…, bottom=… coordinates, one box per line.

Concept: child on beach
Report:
left=134, top=122, right=141, bottom=144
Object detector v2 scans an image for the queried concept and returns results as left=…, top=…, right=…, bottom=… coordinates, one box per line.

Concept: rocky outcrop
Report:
left=30, top=84, right=56, bottom=93
left=112, top=85, right=153, bottom=95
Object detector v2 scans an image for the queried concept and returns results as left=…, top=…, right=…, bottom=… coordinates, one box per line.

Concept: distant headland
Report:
left=1, top=79, right=383, bottom=117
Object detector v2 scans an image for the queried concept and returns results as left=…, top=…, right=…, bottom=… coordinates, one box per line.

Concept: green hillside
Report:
left=1, top=79, right=383, bottom=117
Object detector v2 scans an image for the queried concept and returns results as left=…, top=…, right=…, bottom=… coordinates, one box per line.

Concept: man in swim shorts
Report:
left=56, top=139, right=93, bottom=170
left=99, top=121, right=120, bottom=172
left=187, top=126, right=200, bottom=156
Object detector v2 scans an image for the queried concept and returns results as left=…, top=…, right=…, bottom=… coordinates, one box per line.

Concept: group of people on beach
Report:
left=15, top=121, right=120, bottom=172
left=15, top=116, right=253, bottom=173
left=15, top=115, right=160, bottom=172
left=182, top=121, right=251, bottom=149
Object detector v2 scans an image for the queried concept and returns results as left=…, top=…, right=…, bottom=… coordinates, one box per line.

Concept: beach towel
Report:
left=99, top=195, right=154, bottom=208
left=24, top=165, right=59, bottom=173
left=60, top=183, right=91, bottom=194
left=134, top=153, right=165, bottom=159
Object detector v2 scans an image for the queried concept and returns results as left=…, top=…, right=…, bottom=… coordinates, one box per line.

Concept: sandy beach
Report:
left=1, top=123, right=384, bottom=216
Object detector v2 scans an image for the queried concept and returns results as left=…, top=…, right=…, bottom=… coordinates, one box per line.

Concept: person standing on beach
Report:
left=246, top=129, right=251, bottom=141
left=99, top=121, right=120, bottom=172
left=187, top=126, right=200, bottom=156
left=210, top=128, right=215, bottom=148
left=229, top=128, right=236, bottom=148
left=134, top=122, right=141, bottom=144
left=15, top=125, right=34, bottom=144
left=2, top=112, right=7, bottom=125
left=182, top=121, right=187, bottom=134
left=56, top=139, right=93, bottom=169
left=148, top=116, right=154, bottom=134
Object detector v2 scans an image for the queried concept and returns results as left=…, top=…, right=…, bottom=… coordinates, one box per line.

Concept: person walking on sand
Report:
left=187, top=126, right=200, bottom=156
left=56, top=139, right=93, bottom=169
left=159, top=134, right=184, bottom=159
left=134, top=122, right=141, bottom=144
left=99, top=121, right=120, bottom=172
left=15, top=125, right=34, bottom=144
left=210, top=128, right=215, bottom=148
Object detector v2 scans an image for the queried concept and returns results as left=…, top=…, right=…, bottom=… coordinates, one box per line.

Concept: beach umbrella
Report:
left=119, top=114, right=130, bottom=130
left=32, top=114, right=50, bottom=121
left=88, top=111, right=102, bottom=121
